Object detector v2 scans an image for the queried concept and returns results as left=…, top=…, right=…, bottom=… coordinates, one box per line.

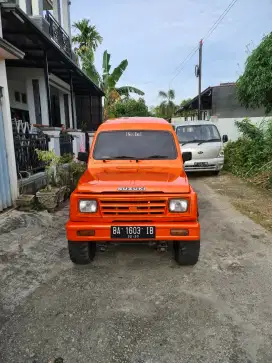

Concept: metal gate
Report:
left=0, top=110, right=12, bottom=212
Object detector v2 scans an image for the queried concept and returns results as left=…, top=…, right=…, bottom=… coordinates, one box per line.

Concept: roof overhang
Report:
left=0, top=37, right=25, bottom=60
left=0, top=3, right=104, bottom=97
left=177, top=86, right=212, bottom=113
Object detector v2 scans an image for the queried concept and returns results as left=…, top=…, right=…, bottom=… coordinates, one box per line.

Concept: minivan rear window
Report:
left=93, top=130, right=177, bottom=160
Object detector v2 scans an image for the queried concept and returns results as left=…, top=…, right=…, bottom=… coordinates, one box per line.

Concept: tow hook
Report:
left=157, top=242, right=168, bottom=252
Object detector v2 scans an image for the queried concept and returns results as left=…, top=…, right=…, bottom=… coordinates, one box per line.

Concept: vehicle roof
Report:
left=98, top=117, right=173, bottom=131
left=174, top=120, right=217, bottom=127
left=104, top=117, right=169, bottom=125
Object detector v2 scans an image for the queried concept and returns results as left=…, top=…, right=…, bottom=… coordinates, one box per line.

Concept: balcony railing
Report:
left=45, top=10, right=71, bottom=57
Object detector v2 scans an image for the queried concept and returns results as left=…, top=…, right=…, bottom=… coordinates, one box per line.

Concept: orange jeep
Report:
left=66, top=117, right=200, bottom=265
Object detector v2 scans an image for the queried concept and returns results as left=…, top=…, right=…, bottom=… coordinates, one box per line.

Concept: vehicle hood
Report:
left=76, top=165, right=190, bottom=194
left=180, top=141, right=222, bottom=160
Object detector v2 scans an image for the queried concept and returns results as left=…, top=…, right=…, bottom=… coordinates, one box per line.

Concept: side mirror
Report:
left=222, top=134, right=228, bottom=143
left=78, top=152, right=88, bottom=162
left=182, top=151, right=192, bottom=163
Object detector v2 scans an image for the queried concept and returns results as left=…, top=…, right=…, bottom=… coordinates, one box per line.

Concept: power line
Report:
left=168, top=0, right=239, bottom=88
left=203, top=0, right=239, bottom=42
left=168, top=46, right=199, bottom=88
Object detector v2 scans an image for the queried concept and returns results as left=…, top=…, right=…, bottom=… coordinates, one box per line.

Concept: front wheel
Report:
left=173, top=241, right=200, bottom=266
left=68, top=241, right=96, bottom=265
left=212, top=170, right=220, bottom=176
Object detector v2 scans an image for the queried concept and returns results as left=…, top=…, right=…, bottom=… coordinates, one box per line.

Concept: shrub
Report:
left=36, top=150, right=60, bottom=190
left=68, top=161, right=87, bottom=191
left=59, top=153, right=74, bottom=164
left=224, top=118, right=272, bottom=188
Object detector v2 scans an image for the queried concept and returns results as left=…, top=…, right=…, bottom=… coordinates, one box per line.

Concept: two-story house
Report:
left=0, top=0, right=104, bottom=212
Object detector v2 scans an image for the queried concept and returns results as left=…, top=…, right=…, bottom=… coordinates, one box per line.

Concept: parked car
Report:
left=66, top=117, right=200, bottom=266
left=175, top=121, right=228, bottom=175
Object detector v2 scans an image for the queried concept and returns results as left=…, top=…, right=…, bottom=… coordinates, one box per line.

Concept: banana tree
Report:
left=83, top=50, right=144, bottom=120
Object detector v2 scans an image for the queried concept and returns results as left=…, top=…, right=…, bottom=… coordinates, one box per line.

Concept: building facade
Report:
left=0, top=0, right=104, bottom=211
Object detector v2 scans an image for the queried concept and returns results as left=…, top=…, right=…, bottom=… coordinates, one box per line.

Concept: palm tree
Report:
left=84, top=50, right=144, bottom=120
left=158, top=89, right=176, bottom=120
left=72, top=19, right=103, bottom=58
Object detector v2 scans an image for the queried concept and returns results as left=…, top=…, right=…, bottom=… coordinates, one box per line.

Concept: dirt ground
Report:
left=1, top=176, right=272, bottom=363
left=201, top=172, right=272, bottom=232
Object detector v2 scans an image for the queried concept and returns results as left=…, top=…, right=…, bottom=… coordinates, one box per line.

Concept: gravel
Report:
left=1, top=179, right=272, bottom=363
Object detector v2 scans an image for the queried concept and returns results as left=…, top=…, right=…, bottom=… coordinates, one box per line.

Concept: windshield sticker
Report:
left=126, top=132, right=142, bottom=137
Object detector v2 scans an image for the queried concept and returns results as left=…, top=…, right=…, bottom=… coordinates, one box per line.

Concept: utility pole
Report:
left=195, top=39, right=203, bottom=120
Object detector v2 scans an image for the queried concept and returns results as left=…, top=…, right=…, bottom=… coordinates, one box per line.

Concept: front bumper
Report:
left=184, top=157, right=224, bottom=172
left=66, top=221, right=200, bottom=242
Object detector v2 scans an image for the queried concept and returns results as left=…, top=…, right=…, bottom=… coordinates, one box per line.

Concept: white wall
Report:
left=0, top=12, right=18, bottom=201
left=61, top=0, right=71, bottom=38
left=8, top=80, right=28, bottom=111
left=18, top=0, right=27, bottom=12
left=7, top=67, right=48, bottom=124
left=211, top=117, right=267, bottom=141
left=49, top=74, right=75, bottom=128
left=49, top=73, right=70, bottom=93
left=32, top=0, right=43, bottom=16
left=7, top=69, right=77, bottom=128
left=172, top=116, right=269, bottom=142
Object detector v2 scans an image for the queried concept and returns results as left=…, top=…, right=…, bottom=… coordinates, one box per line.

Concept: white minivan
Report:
left=175, top=121, right=228, bottom=175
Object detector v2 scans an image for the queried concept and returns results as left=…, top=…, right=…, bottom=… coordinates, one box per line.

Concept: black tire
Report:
left=68, top=241, right=96, bottom=265
left=212, top=170, right=220, bottom=176
left=173, top=241, right=200, bottom=266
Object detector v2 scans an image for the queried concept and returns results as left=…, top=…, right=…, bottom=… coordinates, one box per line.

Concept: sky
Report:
left=71, top=0, right=272, bottom=107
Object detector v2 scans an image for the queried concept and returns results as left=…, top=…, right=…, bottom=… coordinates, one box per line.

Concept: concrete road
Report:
left=1, top=179, right=272, bottom=363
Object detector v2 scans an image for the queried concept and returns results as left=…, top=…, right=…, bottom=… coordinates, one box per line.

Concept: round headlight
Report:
left=169, top=199, right=188, bottom=212
left=79, top=200, right=97, bottom=213
left=218, top=147, right=224, bottom=157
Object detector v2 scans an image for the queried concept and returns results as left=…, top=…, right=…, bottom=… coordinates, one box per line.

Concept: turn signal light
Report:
left=77, top=230, right=95, bottom=236
left=170, top=229, right=189, bottom=236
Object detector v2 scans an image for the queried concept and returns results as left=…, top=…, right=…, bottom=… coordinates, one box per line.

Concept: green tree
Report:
left=158, top=89, right=176, bottom=120
left=237, top=33, right=272, bottom=114
left=180, top=98, right=192, bottom=107
left=72, top=19, right=103, bottom=58
left=109, top=98, right=150, bottom=118
left=178, top=98, right=197, bottom=119
left=84, top=50, right=144, bottom=119
left=150, top=105, right=165, bottom=118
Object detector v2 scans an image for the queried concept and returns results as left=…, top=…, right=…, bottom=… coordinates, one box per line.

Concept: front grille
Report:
left=100, top=199, right=167, bottom=216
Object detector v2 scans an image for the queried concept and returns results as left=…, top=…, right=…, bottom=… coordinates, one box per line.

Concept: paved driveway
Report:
left=1, top=179, right=272, bottom=363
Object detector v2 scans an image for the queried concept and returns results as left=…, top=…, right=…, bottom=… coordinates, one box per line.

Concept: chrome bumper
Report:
left=184, top=157, right=224, bottom=172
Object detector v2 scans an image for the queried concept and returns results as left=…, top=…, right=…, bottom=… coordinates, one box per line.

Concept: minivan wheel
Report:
left=173, top=241, right=200, bottom=266
left=68, top=241, right=96, bottom=265
left=212, top=170, right=220, bottom=176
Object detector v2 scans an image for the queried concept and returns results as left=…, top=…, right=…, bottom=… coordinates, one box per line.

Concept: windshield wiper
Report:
left=101, top=156, right=139, bottom=160
left=197, top=138, right=221, bottom=145
left=180, top=140, right=202, bottom=146
left=146, top=155, right=169, bottom=159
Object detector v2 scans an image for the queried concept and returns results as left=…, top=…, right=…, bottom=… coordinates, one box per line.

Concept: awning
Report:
left=0, top=3, right=104, bottom=97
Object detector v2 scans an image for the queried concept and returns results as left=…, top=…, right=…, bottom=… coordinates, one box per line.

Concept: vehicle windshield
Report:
left=176, top=124, right=221, bottom=143
left=93, top=130, right=177, bottom=160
